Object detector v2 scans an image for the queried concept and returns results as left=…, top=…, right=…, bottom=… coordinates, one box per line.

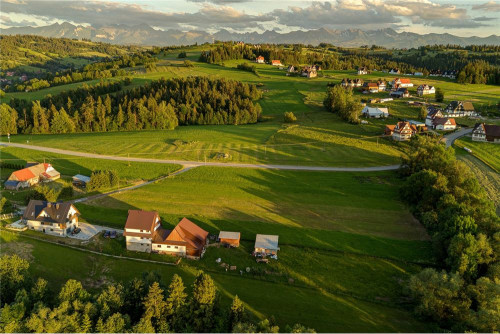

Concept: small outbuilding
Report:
left=254, top=234, right=279, bottom=256
left=218, top=231, right=241, bottom=247
left=72, top=174, right=91, bottom=187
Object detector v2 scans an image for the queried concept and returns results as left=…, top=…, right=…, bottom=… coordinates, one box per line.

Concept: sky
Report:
left=1, top=0, right=499, bottom=37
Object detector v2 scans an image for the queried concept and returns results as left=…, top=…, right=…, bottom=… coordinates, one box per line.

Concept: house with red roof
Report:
left=123, top=211, right=209, bottom=258
left=392, top=78, right=413, bottom=88
left=5, top=163, right=60, bottom=190
left=256, top=56, right=265, bottom=63
left=271, top=60, right=282, bottom=66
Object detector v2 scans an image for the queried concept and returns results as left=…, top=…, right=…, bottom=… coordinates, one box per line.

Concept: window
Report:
left=140, top=229, right=143, bottom=232
left=175, top=246, right=178, bottom=249
left=158, top=245, right=161, bottom=248
left=167, top=246, right=171, bottom=248
left=50, top=228, right=53, bottom=231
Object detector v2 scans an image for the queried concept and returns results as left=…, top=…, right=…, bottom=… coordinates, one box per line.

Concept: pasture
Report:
left=455, top=137, right=500, bottom=172
left=0, top=229, right=431, bottom=333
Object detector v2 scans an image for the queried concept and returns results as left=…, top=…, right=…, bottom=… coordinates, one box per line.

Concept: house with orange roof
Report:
left=271, top=60, right=282, bottom=66
left=124, top=210, right=209, bottom=258
left=256, top=56, right=265, bottom=63
left=392, top=78, right=413, bottom=88
left=5, top=163, right=60, bottom=190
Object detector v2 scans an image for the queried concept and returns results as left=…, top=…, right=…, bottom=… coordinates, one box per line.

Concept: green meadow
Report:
left=455, top=136, right=500, bottom=172
left=0, top=231, right=430, bottom=333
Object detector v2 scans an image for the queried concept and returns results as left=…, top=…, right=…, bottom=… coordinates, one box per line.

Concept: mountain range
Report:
left=3, top=22, right=500, bottom=48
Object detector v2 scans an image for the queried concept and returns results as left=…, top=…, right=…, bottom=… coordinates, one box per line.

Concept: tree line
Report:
left=399, top=136, right=498, bottom=332
left=2, top=76, right=262, bottom=135
left=0, top=255, right=315, bottom=333
left=323, top=85, right=361, bottom=124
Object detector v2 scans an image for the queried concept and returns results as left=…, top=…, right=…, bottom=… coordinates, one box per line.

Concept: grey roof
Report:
left=23, top=200, right=78, bottom=224
left=73, top=174, right=91, bottom=183
left=219, top=231, right=240, bottom=240
left=255, top=234, right=279, bottom=250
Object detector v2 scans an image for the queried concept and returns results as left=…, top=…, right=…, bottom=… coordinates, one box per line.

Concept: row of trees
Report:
left=0, top=255, right=315, bottom=333
left=4, top=77, right=262, bottom=134
left=87, top=170, right=119, bottom=191
left=399, top=136, right=499, bottom=332
left=323, top=85, right=361, bottom=123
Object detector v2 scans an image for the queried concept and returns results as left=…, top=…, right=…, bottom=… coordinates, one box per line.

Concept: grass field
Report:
left=0, top=146, right=181, bottom=181
left=0, top=230, right=431, bottom=333
left=454, top=137, right=500, bottom=172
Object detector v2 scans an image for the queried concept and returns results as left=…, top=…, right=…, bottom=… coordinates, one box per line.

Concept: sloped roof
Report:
left=433, top=117, right=456, bottom=126
left=73, top=174, right=91, bottom=183
left=447, top=101, right=475, bottom=111
left=484, top=124, right=500, bottom=137
left=23, top=200, right=78, bottom=224
left=124, top=210, right=158, bottom=231
left=12, top=168, right=36, bottom=181
left=219, top=231, right=240, bottom=240
left=164, top=217, right=208, bottom=250
left=255, top=234, right=279, bottom=250
left=10, top=163, right=57, bottom=182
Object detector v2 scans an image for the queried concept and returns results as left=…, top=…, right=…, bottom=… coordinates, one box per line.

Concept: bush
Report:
left=87, top=170, right=119, bottom=191
left=284, top=112, right=297, bottom=123
left=183, top=60, right=194, bottom=67
left=237, top=63, right=257, bottom=74
left=435, top=87, right=444, bottom=102
left=178, top=51, right=187, bottom=58
left=25, top=185, right=60, bottom=204
left=0, top=197, right=13, bottom=214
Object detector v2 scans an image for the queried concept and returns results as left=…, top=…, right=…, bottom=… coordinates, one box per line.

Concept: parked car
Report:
left=71, top=227, right=81, bottom=235
left=103, top=230, right=110, bottom=238
left=110, top=230, right=117, bottom=239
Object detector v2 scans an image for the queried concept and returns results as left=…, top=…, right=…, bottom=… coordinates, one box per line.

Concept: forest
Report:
left=1, top=76, right=263, bottom=135
left=0, top=255, right=315, bottom=333
left=400, top=136, right=499, bottom=332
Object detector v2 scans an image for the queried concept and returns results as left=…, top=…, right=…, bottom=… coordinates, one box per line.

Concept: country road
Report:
left=0, top=129, right=471, bottom=173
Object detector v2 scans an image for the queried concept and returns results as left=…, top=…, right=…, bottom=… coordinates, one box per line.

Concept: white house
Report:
left=445, top=101, right=477, bottom=117
left=392, top=78, right=413, bottom=88
left=357, top=67, right=368, bottom=75
left=417, top=85, right=435, bottom=96
left=123, top=210, right=161, bottom=253
left=433, top=117, right=456, bottom=131
left=472, top=123, right=500, bottom=143
left=256, top=56, right=265, bottom=64
left=362, top=106, right=389, bottom=118
left=425, top=108, right=444, bottom=127
left=23, top=200, right=79, bottom=236
left=391, top=121, right=417, bottom=141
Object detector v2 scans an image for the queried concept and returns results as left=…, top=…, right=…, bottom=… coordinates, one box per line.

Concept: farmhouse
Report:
left=377, top=80, right=386, bottom=91
left=357, top=67, right=368, bottom=75
left=124, top=211, right=209, bottom=258
left=433, top=117, right=456, bottom=131
left=341, top=78, right=363, bottom=87
left=417, top=84, right=435, bottom=96
left=389, top=68, right=400, bottom=74
left=363, top=82, right=379, bottom=93
left=391, top=121, right=417, bottom=141
left=472, top=123, right=500, bottom=143
left=392, top=78, right=413, bottom=88
left=362, top=106, right=389, bottom=118
left=5, top=163, right=60, bottom=190
left=271, top=60, right=282, bottom=66
left=256, top=56, right=265, bottom=64
left=445, top=101, right=477, bottom=117
left=390, top=88, right=410, bottom=98
left=23, top=200, right=80, bottom=236
left=425, top=108, right=444, bottom=127
left=301, top=66, right=317, bottom=78
left=254, top=234, right=279, bottom=256
left=218, top=231, right=241, bottom=247
left=287, top=65, right=295, bottom=73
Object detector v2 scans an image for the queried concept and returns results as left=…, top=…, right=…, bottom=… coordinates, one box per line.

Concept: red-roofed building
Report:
left=256, top=56, right=265, bottom=63
left=392, top=78, right=413, bottom=88
left=271, top=60, right=282, bottom=66
left=6, top=163, right=60, bottom=190
left=124, top=211, right=209, bottom=258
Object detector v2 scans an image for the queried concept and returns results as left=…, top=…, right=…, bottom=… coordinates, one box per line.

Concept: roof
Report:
left=12, top=168, right=36, bottom=181
left=256, top=56, right=264, bottom=59
left=271, top=60, right=281, bottom=63
left=483, top=124, right=500, bottom=137
left=124, top=210, right=159, bottom=231
left=219, top=231, right=241, bottom=240
left=4, top=180, right=19, bottom=187
left=366, top=83, right=378, bottom=88
left=23, top=200, right=78, bottom=224
left=434, top=118, right=456, bottom=126
left=73, top=174, right=91, bottom=183
left=385, top=125, right=396, bottom=131
left=363, top=107, right=388, bottom=114
left=255, top=234, right=279, bottom=250
left=9, top=163, right=58, bottom=182
left=164, top=217, right=208, bottom=250
left=447, top=101, right=475, bottom=111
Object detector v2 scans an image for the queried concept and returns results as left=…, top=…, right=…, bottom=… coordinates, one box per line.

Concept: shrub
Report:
left=284, top=112, right=297, bottom=123
left=183, top=60, right=194, bottom=68
left=87, top=170, right=120, bottom=191
left=178, top=51, right=187, bottom=58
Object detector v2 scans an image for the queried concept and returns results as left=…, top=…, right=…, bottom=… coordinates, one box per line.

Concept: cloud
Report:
left=0, top=0, right=273, bottom=30
left=0, top=14, right=38, bottom=27
left=273, top=0, right=487, bottom=30
left=472, top=1, right=500, bottom=12
left=472, top=16, right=498, bottom=22
left=188, top=0, right=253, bottom=3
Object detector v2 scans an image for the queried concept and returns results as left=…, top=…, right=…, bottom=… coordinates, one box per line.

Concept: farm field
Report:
left=455, top=136, right=500, bottom=172
left=82, top=166, right=429, bottom=241
left=0, top=230, right=431, bottom=333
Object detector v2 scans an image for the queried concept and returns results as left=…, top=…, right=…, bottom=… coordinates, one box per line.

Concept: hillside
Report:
left=3, top=23, right=500, bottom=47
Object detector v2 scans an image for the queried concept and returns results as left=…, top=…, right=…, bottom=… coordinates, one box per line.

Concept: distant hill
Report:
left=3, top=22, right=500, bottom=48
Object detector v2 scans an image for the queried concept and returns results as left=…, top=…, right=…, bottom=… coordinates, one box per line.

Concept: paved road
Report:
left=444, top=128, right=473, bottom=147
left=1, top=142, right=400, bottom=172
left=1, top=129, right=471, bottom=173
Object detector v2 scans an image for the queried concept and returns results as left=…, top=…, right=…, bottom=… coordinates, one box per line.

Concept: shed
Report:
left=72, top=174, right=91, bottom=187
left=254, top=234, right=279, bottom=255
left=4, top=180, right=20, bottom=190
left=219, top=231, right=241, bottom=247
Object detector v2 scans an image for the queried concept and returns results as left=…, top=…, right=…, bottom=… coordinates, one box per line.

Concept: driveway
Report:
left=444, top=128, right=472, bottom=147
left=68, top=222, right=123, bottom=241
